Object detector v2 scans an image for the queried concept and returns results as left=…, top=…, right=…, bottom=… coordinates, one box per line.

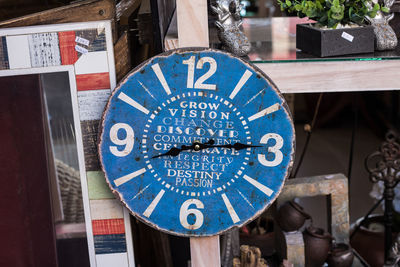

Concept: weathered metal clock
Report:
left=99, top=48, right=295, bottom=236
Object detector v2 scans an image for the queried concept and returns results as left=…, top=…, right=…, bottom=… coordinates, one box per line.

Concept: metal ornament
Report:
left=98, top=48, right=295, bottom=236
left=366, top=0, right=398, bottom=51
left=210, top=0, right=251, bottom=56
left=365, top=131, right=400, bottom=262
left=385, top=234, right=400, bottom=266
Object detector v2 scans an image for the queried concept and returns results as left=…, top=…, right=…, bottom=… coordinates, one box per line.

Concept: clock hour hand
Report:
left=151, top=140, right=214, bottom=158
left=152, top=143, right=199, bottom=158
left=151, top=147, right=182, bottom=158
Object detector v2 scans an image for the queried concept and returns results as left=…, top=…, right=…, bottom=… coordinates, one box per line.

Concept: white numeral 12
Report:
left=182, top=56, right=217, bottom=90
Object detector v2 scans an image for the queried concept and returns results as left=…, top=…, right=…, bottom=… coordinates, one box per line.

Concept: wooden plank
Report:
left=255, top=60, right=400, bottom=93
left=90, top=199, right=124, bottom=219
left=28, top=32, right=61, bottom=67
left=114, top=32, right=131, bottom=82
left=117, top=0, right=142, bottom=25
left=0, top=4, right=61, bottom=23
left=164, top=10, right=220, bottom=51
left=76, top=72, right=111, bottom=91
left=96, top=253, right=129, bottom=267
left=175, top=1, right=219, bottom=265
left=94, top=234, right=127, bottom=254
left=190, top=236, right=221, bottom=267
left=78, top=90, right=110, bottom=121
left=92, top=218, right=126, bottom=235
left=59, top=31, right=79, bottom=65
left=176, top=0, right=209, bottom=47
left=0, top=0, right=115, bottom=28
left=75, top=51, right=110, bottom=75
left=6, top=35, right=31, bottom=69
left=81, top=120, right=102, bottom=171
left=87, top=171, right=115, bottom=199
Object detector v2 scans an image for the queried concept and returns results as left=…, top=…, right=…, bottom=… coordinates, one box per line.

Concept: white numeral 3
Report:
left=258, top=133, right=283, bottom=167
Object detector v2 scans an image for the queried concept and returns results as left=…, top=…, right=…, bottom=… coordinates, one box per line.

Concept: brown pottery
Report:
left=303, top=226, right=333, bottom=267
left=327, top=243, right=354, bottom=267
left=350, top=215, right=385, bottom=267
left=276, top=200, right=311, bottom=232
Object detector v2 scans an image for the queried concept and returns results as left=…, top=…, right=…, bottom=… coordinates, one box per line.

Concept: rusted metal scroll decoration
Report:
left=98, top=48, right=295, bottom=236
left=365, top=131, right=400, bottom=262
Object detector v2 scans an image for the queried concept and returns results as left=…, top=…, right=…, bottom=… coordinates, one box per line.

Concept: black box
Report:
left=296, top=23, right=375, bottom=57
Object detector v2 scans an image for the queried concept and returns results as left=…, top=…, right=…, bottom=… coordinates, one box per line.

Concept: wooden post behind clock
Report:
left=176, top=1, right=220, bottom=266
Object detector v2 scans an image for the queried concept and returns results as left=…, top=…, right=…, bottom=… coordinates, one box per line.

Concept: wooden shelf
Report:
left=165, top=15, right=400, bottom=94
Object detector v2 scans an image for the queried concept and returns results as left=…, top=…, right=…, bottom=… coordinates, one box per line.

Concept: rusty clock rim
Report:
left=97, top=47, right=296, bottom=237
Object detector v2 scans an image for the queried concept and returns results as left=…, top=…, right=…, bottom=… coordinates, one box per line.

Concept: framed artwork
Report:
left=0, top=21, right=135, bottom=267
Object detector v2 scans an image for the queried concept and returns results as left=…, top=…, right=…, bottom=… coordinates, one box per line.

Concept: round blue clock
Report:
left=99, top=48, right=295, bottom=236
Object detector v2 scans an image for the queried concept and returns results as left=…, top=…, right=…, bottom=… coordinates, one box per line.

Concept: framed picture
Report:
left=0, top=21, right=135, bottom=267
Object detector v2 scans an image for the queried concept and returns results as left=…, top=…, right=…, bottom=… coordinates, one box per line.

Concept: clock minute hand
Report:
left=189, top=140, right=261, bottom=151
left=151, top=147, right=181, bottom=158
left=208, top=142, right=262, bottom=151
left=151, top=140, right=259, bottom=158
left=233, top=142, right=262, bottom=150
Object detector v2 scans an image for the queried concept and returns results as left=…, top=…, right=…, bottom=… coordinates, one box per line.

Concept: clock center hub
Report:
left=193, top=143, right=201, bottom=151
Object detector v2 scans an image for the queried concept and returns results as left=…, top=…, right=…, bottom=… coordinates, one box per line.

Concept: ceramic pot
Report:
left=277, top=200, right=311, bottom=232
left=350, top=215, right=385, bottom=267
left=303, top=226, right=333, bottom=267
left=327, top=243, right=354, bottom=267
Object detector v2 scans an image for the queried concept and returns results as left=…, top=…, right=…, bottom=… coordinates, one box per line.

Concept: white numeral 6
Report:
left=179, top=199, right=204, bottom=230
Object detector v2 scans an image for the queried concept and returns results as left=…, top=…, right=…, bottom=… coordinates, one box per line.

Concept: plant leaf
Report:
left=368, top=11, right=377, bottom=17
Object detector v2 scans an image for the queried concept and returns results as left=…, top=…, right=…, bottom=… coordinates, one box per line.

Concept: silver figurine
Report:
left=210, top=0, right=251, bottom=56
left=366, top=0, right=398, bottom=51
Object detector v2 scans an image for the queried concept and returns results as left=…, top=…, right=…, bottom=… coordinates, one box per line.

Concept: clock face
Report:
left=99, top=48, right=295, bottom=236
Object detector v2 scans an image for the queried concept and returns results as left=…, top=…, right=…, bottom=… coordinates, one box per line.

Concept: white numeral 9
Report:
left=258, top=133, right=283, bottom=167
left=109, top=123, right=134, bottom=157
left=179, top=199, right=204, bottom=230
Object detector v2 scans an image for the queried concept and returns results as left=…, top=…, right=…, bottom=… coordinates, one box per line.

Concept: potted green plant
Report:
left=278, top=0, right=390, bottom=57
